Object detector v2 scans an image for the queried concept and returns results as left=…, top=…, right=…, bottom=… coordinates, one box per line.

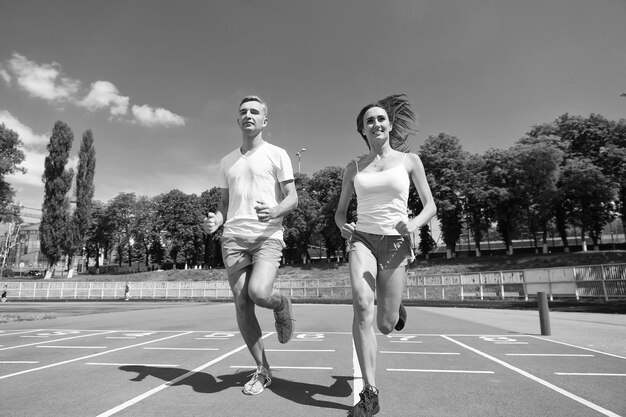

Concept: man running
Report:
left=204, top=95, right=298, bottom=395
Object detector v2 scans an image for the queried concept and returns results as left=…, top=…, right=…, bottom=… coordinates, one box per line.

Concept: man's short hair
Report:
left=239, top=95, right=268, bottom=117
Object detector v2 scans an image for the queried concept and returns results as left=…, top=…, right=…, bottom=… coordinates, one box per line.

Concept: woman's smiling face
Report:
left=362, top=106, right=392, bottom=144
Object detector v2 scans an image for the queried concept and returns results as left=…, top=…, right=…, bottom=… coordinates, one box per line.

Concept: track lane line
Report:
left=95, top=332, right=274, bottom=417
left=0, top=331, right=192, bottom=380
left=442, top=335, right=622, bottom=417
left=352, top=339, right=362, bottom=406
left=0, top=330, right=116, bottom=351
left=529, top=336, right=626, bottom=360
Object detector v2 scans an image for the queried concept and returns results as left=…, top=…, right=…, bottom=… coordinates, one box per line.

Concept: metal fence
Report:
left=2, top=263, right=625, bottom=302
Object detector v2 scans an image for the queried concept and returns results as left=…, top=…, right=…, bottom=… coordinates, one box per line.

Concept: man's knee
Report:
left=248, top=285, right=273, bottom=307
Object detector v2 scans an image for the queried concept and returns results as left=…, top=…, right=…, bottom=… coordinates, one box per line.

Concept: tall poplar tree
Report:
left=66, top=130, right=96, bottom=268
left=40, top=121, right=74, bottom=276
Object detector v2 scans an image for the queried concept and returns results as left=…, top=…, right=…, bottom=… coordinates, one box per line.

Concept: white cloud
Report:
left=3, top=53, right=184, bottom=128
left=79, top=80, right=129, bottom=116
left=8, top=53, right=80, bottom=102
left=0, top=110, right=48, bottom=147
left=131, top=104, right=185, bottom=128
left=0, top=65, right=10, bottom=84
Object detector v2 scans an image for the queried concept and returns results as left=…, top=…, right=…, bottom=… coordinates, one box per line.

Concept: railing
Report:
left=2, top=263, right=625, bottom=301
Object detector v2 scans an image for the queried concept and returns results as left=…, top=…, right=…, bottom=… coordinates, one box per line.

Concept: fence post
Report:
left=500, top=272, right=505, bottom=300
left=441, top=275, right=445, bottom=300
left=601, top=265, right=609, bottom=302
left=479, top=273, right=484, bottom=300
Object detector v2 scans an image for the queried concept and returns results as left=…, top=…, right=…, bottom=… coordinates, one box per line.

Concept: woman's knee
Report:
left=377, top=311, right=397, bottom=335
left=377, top=319, right=395, bottom=335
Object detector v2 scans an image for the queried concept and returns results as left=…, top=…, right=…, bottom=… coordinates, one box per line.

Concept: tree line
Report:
left=1, top=112, right=625, bottom=272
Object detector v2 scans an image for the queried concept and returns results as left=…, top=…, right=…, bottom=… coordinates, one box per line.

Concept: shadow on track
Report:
left=119, top=366, right=352, bottom=412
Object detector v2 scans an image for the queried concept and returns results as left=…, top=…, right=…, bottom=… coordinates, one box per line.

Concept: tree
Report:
left=40, top=121, right=74, bottom=276
left=283, top=173, right=321, bottom=262
left=200, top=187, right=222, bottom=267
left=307, top=167, right=346, bottom=260
left=417, top=225, right=436, bottom=258
left=560, top=158, right=615, bottom=250
left=84, top=200, right=106, bottom=270
left=512, top=138, right=564, bottom=253
left=464, top=154, right=495, bottom=257
left=420, top=133, right=468, bottom=258
left=483, top=148, right=522, bottom=255
left=155, top=190, right=205, bottom=268
left=105, top=192, right=136, bottom=266
left=67, top=129, right=96, bottom=271
left=0, top=124, right=26, bottom=217
left=132, top=195, right=157, bottom=268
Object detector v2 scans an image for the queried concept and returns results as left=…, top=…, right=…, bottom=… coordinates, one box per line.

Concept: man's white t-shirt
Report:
left=219, top=142, right=294, bottom=239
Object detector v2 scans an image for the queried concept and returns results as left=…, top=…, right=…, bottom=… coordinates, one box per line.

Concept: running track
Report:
left=0, top=302, right=624, bottom=416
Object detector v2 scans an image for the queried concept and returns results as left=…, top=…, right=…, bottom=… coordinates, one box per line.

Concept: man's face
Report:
left=237, top=100, right=267, bottom=134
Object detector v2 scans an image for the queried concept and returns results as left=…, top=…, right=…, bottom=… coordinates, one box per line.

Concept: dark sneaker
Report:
left=394, top=302, right=407, bottom=331
left=274, top=296, right=294, bottom=343
left=242, top=365, right=272, bottom=395
left=348, top=385, right=380, bottom=417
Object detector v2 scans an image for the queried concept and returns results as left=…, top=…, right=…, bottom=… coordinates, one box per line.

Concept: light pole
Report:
left=296, top=148, right=307, bottom=173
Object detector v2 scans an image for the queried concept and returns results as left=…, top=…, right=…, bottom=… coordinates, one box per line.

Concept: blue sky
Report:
left=1, top=0, right=625, bottom=215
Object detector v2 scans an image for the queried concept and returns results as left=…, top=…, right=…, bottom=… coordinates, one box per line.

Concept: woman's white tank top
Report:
left=354, top=156, right=410, bottom=235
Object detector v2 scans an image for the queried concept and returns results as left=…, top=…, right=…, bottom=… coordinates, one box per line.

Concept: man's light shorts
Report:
left=221, top=236, right=285, bottom=275
left=348, top=230, right=413, bottom=271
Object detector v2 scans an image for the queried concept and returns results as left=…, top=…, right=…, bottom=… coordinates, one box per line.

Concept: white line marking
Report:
left=1, top=331, right=115, bottom=351
left=352, top=339, right=363, bottom=406
left=443, top=335, right=622, bottom=417
left=37, top=346, right=106, bottom=349
left=86, top=363, right=180, bottom=368
left=0, top=361, right=39, bottom=364
left=380, top=351, right=460, bottom=355
left=292, top=339, right=323, bottom=342
left=529, top=336, right=626, bottom=360
left=106, top=337, right=136, bottom=339
left=143, top=347, right=219, bottom=351
left=265, top=349, right=335, bottom=352
left=555, top=373, right=626, bottom=377
left=0, top=331, right=192, bottom=380
left=506, top=354, right=594, bottom=357
left=390, top=341, right=423, bottom=344
left=194, top=338, right=231, bottom=340
left=494, top=342, right=528, bottom=345
left=230, top=365, right=333, bottom=370
left=0, top=329, right=43, bottom=337
left=20, top=335, right=49, bottom=338
left=95, top=332, right=274, bottom=417
left=387, top=369, right=494, bottom=374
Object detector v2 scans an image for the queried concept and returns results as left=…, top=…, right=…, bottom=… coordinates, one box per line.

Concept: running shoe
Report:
left=394, top=302, right=407, bottom=331
left=274, top=296, right=294, bottom=343
left=242, top=365, right=272, bottom=395
left=348, top=385, right=380, bottom=416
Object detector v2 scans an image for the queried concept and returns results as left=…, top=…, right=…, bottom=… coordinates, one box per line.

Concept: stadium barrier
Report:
left=2, top=263, right=624, bottom=301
